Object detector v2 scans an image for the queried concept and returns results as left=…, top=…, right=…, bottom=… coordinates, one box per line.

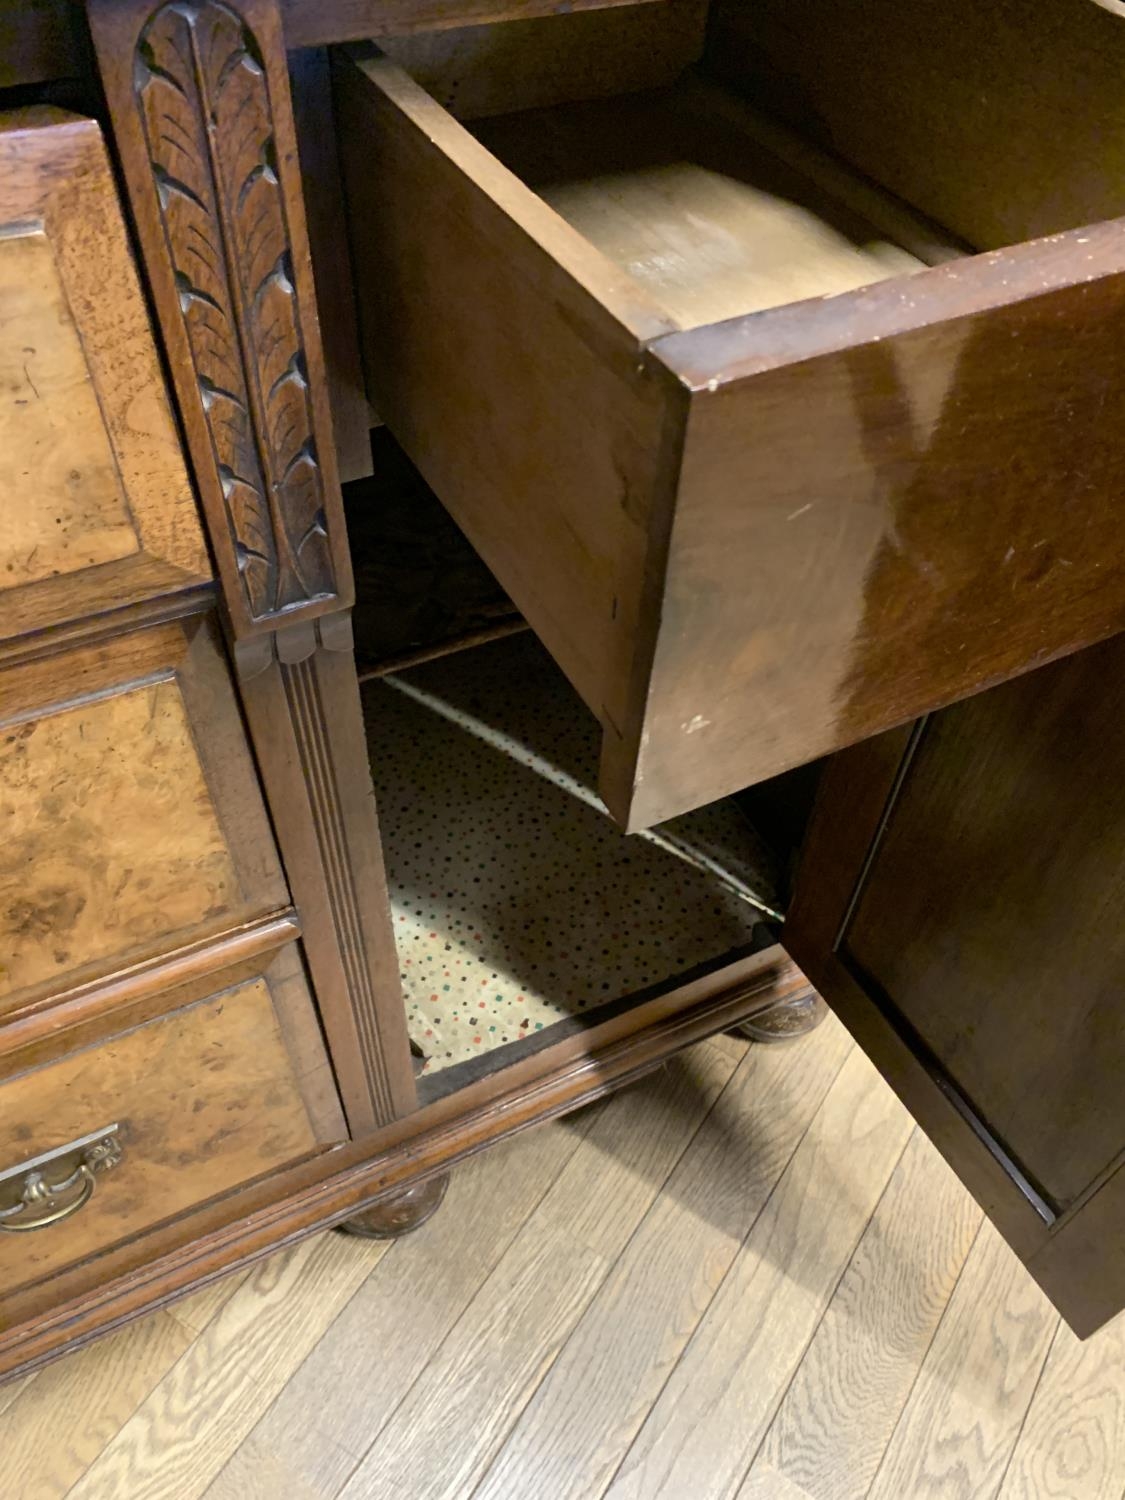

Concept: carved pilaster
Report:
left=88, top=0, right=352, bottom=638
left=89, top=0, right=415, bottom=1134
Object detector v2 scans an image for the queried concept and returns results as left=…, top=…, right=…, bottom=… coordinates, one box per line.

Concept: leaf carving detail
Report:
left=136, top=0, right=334, bottom=617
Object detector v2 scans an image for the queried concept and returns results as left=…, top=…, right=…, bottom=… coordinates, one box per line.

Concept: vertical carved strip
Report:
left=283, top=650, right=402, bottom=1123
left=134, top=0, right=332, bottom=618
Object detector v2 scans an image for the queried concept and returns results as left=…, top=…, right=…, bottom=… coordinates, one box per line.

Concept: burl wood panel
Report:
left=0, top=617, right=289, bottom=1011
left=0, top=108, right=209, bottom=647
left=0, top=979, right=329, bottom=1292
left=844, top=634, right=1125, bottom=1213
left=0, top=232, right=137, bottom=586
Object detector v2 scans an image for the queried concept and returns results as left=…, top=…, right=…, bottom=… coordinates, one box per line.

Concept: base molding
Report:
left=0, top=945, right=809, bottom=1380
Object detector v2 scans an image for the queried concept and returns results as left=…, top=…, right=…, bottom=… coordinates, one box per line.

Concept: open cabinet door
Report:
left=784, top=633, right=1125, bottom=1338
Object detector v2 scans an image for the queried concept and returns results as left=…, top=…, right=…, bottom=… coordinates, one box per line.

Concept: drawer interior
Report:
left=468, top=79, right=946, bottom=333
left=346, top=438, right=813, bottom=1098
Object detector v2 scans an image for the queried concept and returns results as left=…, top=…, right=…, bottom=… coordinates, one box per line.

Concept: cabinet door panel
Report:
left=786, top=633, right=1125, bottom=1335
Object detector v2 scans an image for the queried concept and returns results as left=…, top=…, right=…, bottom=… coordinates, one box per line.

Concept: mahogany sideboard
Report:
left=1, top=0, right=1124, bottom=1379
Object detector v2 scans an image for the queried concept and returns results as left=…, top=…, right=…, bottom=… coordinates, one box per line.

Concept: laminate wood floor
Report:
left=7, top=1017, right=1125, bottom=1500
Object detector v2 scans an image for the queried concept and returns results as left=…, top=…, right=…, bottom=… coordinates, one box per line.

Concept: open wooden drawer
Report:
left=335, top=0, right=1125, bottom=831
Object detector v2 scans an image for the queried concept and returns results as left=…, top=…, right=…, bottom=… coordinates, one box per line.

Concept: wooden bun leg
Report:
left=339, top=1173, right=451, bottom=1239
left=732, top=990, right=829, bottom=1044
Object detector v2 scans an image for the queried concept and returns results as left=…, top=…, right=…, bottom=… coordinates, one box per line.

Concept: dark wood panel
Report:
left=786, top=638, right=1125, bottom=1336
left=844, top=636, right=1125, bottom=1212
left=289, top=45, right=374, bottom=485
left=335, top=46, right=680, bottom=742
left=0, top=0, right=85, bottom=89
left=706, top=0, right=1125, bottom=251
left=282, top=0, right=668, bottom=48
left=378, top=0, right=707, bottom=120
left=628, top=223, right=1125, bottom=827
left=1030, top=1161, right=1125, bottom=1340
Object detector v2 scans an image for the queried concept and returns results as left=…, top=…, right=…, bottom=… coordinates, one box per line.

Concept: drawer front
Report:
left=0, top=615, right=289, bottom=1016
left=0, top=108, right=209, bottom=651
left=0, top=943, right=345, bottom=1294
left=341, top=51, right=1125, bottom=832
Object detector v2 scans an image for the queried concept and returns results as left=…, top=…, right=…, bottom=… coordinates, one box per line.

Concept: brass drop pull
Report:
left=0, top=1125, right=122, bottom=1233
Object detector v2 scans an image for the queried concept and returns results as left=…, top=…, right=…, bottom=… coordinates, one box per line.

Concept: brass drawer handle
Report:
left=0, top=1125, right=122, bottom=1233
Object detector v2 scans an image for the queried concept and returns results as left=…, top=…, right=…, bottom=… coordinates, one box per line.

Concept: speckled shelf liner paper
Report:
left=363, top=633, right=783, bottom=1078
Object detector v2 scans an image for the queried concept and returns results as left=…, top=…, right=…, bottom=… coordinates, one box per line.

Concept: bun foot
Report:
left=733, top=989, right=829, bottom=1044
left=339, top=1173, right=450, bottom=1239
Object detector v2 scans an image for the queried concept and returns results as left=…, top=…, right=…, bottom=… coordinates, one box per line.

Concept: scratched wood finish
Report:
left=0, top=966, right=343, bottom=1295
left=0, top=109, right=209, bottom=652
left=0, top=616, right=288, bottom=1013
left=342, top=56, right=1125, bottom=829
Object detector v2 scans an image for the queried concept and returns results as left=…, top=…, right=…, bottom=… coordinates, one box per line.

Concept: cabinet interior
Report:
left=345, top=437, right=810, bottom=1097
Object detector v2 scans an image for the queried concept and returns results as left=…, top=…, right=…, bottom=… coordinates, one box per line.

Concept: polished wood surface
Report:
left=342, top=51, right=1125, bottom=828
left=787, top=636, right=1125, bottom=1336
left=7, top=1031, right=1124, bottom=1500
left=0, top=616, right=288, bottom=1016
left=631, top=221, right=1125, bottom=825
left=0, top=962, right=341, bottom=1296
left=708, top=0, right=1125, bottom=251
left=0, top=109, right=209, bottom=653
left=845, top=635, right=1125, bottom=1212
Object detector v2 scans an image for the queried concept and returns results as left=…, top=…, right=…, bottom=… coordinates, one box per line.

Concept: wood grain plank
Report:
left=746, top=1130, right=983, bottom=1500
left=165, top=1271, right=252, bottom=1338
left=472, top=1017, right=853, bottom=1500
left=866, top=1223, right=1059, bottom=1500
left=0, top=1311, right=192, bottom=1500
left=337, top=1043, right=740, bottom=1500
left=0, top=1371, right=36, bottom=1418
left=67, top=1234, right=385, bottom=1500
left=201, top=1114, right=593, bottom=1500
left=997, top=1314, right=1125, bottom=1500
left=603, top=1047, right=915, bottom=1500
